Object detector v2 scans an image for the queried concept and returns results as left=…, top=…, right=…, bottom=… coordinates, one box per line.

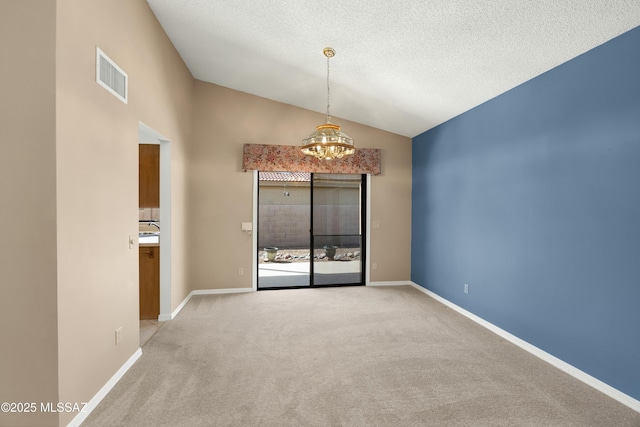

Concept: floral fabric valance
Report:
left=242, top=144, right=381, bottom=175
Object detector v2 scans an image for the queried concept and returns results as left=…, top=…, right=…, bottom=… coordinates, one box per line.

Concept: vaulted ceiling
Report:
left=147, top=1, right=640, bottom=137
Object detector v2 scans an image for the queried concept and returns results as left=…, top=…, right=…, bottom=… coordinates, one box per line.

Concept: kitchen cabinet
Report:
left=139, top=245, right=160, bottom=320
left=139, top=144, right=160, bottom=208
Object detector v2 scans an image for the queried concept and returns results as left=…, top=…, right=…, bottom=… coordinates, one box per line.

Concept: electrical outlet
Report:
left=238, top=267, right=244, bottom=276
left=115, top=327, right=122, bottom=345
left=464, top=283, right=469, bottom=294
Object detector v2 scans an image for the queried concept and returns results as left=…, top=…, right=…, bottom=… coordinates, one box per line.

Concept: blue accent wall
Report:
left=412, top=26, right=640, bottom=400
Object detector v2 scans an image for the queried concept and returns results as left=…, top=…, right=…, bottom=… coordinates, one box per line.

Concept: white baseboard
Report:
left=368, top=280, right=414, bottom=287
left=158, top=291, right=194, bottom=321
left=192, top=287, right=254, bottom=295
left=159, top=288, right=255, bottom=321
left=67, top=348, right=142, bottom=427
left=407, top=282, right=640, bottom=414
left=71, top=282, right=638, bottom=427
left=69, top=288, right=252, bottom=424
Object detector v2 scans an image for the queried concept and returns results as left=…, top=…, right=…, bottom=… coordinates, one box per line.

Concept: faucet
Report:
left=149, top=222, right=160, bottom=230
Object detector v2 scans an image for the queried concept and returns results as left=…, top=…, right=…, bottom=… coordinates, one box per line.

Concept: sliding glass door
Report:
left=311, top=173, right=364, bottom=286
left=257, top=172, right=311, bottom=288
left=257, top=172, right=365, bottom=289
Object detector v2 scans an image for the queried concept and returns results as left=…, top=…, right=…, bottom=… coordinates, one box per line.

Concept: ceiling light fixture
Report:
left=301, top=47, right=355, bottom=161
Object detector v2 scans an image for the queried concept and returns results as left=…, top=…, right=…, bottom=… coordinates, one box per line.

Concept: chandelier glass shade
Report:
left=301, top=48, right=355, bottom=161
left=301, top=122, right=355, bottom=160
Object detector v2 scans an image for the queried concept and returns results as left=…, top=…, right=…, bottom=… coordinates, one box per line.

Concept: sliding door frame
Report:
left=310, top=173, right=366, bottom=287
left=253, top=171, right=371, bottom=290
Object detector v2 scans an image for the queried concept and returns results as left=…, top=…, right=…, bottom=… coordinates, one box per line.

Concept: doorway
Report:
left=138, top=122, right=171, bottom=321
left=257, top=172, right=366, bottom=290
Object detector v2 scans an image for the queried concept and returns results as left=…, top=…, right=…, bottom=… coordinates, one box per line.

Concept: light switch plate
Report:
left=241, top=222, right=253, bottom=232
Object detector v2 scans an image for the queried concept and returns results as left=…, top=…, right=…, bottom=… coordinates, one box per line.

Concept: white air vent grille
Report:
left=96, top=47, right=128, bottom=104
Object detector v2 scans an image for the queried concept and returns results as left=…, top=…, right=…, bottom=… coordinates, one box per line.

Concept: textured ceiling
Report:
left=147, top=0, right=640, bottom=137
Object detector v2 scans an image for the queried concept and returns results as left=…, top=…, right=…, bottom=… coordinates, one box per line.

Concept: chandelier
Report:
left=301, top=47, right=355, bottom=161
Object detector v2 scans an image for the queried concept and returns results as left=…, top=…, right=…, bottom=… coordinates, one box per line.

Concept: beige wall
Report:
left=54, top=1, right=193, bottom=424
left=1, top=1, right=411, bottom=424
left=189, top=82, right=412, bottom=289
left=0, top=2, right=60, bottom=426
left=0, top=0, right=193, bottom=425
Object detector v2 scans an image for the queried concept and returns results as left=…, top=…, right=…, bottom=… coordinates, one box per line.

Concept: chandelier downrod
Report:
left=301, top=47, right=355, bottom=161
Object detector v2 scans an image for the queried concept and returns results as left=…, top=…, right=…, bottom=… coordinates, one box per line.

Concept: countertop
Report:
left=139, top=235, right=160, bottom=247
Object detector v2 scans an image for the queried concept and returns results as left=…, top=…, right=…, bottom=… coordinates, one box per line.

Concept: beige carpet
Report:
left=83, top=286, right=640, bottom=426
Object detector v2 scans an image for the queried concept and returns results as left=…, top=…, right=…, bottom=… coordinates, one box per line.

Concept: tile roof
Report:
left=259, top=172, right=311, bottom=182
